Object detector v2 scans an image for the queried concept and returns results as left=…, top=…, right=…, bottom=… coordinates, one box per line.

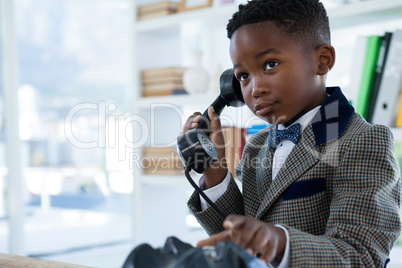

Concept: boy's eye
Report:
left=265, top=61, right=278, bottom=70
left=238, top=73, right=249, bottom=81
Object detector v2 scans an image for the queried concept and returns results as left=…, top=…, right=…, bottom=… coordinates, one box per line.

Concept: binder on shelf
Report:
left=367, top=32, right=393, bottom=123
left=355, top=35, right=382, bottom=120
left=395, top=92, right=402, bottom=127
left=371, top=30, right=402, bottom=126
left=347, top=36, right=369, bottom=107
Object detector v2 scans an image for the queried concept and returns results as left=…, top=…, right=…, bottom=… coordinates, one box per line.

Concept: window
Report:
left=0, top=0, right=133, bottom=265
left=0, top=0, right=8, bottom=252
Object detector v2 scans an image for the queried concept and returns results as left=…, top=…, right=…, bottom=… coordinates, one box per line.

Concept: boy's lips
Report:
left=254, top=102, right=276, bottom=116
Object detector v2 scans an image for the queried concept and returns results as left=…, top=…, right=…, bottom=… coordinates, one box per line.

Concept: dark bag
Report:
left=122, top=236, right=267, bottom=268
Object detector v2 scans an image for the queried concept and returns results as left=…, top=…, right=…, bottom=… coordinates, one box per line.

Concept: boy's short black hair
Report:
left=227, top=0, right=331, bottom=49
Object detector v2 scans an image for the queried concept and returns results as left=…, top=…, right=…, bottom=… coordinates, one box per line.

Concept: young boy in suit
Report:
left=182, top=0, right=401, bottom=267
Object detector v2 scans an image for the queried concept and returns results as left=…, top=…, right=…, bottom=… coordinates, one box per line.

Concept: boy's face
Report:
left=230, top=22, right=328, bottom=126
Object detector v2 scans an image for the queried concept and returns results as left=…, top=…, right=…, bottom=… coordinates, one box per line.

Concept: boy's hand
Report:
left=181, top=106, right=227, bottom=188
left=197, top=215, right=287, bottom=264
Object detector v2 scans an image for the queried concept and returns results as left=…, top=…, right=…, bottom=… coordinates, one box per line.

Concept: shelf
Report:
left=135, top=3, right=237, bottom=34
left=134, top=0, right=402, bottom=35
left=329, top=0, right=402, bottom=29
left=137, top=94, right=217, bottom=109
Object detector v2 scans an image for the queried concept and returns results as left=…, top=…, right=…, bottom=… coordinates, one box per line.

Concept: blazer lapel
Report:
left=255, top=125, right=320, bottom=219
left=255, top=135, right=275, bottom=202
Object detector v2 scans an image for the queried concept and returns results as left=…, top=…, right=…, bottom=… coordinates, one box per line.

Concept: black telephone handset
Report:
left=177, top=68, right=244, bottom=174
left=177, top=68, right=243, bottom=218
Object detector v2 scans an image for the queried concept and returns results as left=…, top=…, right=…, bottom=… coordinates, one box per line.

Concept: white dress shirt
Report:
left=199, top=106, right=321, bottom=268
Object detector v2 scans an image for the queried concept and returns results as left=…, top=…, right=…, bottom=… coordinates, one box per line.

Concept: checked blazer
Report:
left=188, top=87, right=401, bottom=267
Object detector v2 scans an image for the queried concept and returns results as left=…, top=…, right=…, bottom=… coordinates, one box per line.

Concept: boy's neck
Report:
left=282, top=106, right=322, bottom=130
left=283, top=92, right=329, bottom=128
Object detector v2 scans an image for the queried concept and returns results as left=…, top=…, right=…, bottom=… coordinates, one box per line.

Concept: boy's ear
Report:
left=315, top=44, right=335, bottom=75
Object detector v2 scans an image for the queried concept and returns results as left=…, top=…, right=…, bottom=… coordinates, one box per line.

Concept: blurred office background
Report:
left=1, top=0, right=138, bottom=266
left=1, top=0, right=402, bottom=267
left=1, top=0, right=212, bottom=266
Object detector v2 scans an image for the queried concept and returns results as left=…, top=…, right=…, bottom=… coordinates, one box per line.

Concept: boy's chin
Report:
left=261, top=115, right=289, bottom=126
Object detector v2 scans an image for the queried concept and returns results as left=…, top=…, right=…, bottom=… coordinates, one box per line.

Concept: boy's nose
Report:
left=251, top=76, right=269, bottom=98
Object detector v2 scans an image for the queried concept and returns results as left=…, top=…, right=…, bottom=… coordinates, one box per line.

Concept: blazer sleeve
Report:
left=187, top=174, right=244, bottom=236
left=287, top=124, right=401, bottom=267
left=186, top=127, right=270, bottom=235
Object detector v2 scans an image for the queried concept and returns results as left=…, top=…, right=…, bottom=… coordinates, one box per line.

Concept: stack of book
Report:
left=221, top=126, right=248, bottom=177
left=142, top=147, right=184, bottom=175
left=137, top=1, right=179, bottom=21
left=351, top=29, right=402, bottom=126
left=141, top=67, right=187, bottom=97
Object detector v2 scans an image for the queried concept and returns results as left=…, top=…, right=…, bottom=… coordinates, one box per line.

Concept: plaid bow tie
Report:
left=269, top=123, right=301, bottom=148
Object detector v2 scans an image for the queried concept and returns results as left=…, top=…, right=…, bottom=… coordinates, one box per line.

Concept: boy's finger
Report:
left=196, top=230, right=231, bottom=248
left=182, top=112, right=202, bottom=133
left=224, top=215, right=247, bottom=230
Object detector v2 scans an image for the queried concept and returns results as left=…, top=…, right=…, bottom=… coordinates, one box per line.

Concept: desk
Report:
left=0, top=253, right=92, bottom=268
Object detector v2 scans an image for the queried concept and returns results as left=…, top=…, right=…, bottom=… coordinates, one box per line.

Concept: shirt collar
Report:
left=277, top=106, right=321, bottom=132
left=276, top=87, right=354, bottom=146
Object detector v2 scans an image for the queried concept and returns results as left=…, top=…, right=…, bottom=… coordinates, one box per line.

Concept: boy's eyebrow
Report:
left=255, top=48, right=280, bottom=59
left=233, top=48, right=281, bottom=69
